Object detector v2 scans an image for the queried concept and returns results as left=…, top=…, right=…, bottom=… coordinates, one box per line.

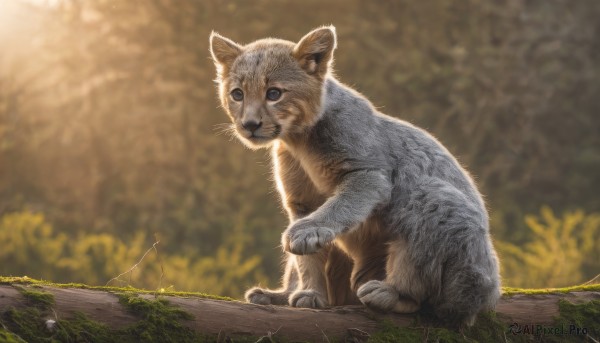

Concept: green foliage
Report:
left=497, top=207, right=600, bottom=288
left=0, top=212, right=67, bottom=281
left=171, top=235, right=269, bottom=297
left=0, top=212, right=265, bottom=297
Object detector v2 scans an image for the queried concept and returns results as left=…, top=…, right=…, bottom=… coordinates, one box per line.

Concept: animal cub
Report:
left=209, top=26, right=500, bottom=326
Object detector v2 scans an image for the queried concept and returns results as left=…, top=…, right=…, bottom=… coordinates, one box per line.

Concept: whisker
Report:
left=213, top=123, right=232, bottom=130
left=213, top=123, right=238, bottom=138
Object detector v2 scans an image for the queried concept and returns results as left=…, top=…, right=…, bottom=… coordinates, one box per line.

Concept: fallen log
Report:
left=0, top=280, right=599, bottom=342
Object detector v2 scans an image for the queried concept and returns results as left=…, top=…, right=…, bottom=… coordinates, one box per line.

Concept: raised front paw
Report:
left=289, top=289, right=328, bottom=309
left=282, top=218, right=335, bottom=255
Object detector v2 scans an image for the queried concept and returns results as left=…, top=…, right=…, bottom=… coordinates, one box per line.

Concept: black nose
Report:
left=242, top=120, right=262, bottom=133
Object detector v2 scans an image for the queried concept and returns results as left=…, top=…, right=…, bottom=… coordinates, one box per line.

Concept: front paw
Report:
left=245, top=287, right=290, bottom=305
left=289, top=289, right=328, bottom=309
left=282, top=219, right=335, bottom=255
left=245, top=287, right=273, bottom=305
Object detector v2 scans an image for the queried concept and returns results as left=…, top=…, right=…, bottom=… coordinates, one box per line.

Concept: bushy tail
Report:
left=434, top=265, right=501, bottom=327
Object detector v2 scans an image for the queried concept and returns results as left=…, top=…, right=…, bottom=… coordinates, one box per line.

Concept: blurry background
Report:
left=0, top=0, right=599, bottom=297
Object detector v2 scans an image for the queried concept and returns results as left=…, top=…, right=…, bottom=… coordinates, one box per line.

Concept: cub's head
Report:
left=209, top=26, right=337, bottom=149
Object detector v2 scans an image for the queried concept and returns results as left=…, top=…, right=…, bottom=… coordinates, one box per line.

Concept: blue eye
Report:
left=266, top=88, right=282, bottom=101
left=230, top=89, right=243, bottom=101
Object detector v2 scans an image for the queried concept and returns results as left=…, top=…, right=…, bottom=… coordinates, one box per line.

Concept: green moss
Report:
left=550, top=300, right=600, bottom=342
left=4, top=275, right=598, bottom=302
left=2, top=307, right=50, bottom=343
left=54, top=312, right=116, bottom=342
left=14, top=286, right=55, bottom=310
left=3, top=306, right=132, bottom=343
left=0, top=327, right=27, bottom=343
left=115, top=294, right=260, bottom=342
left=460, top=311, right=530, bottom=343
left=6, top=275, right=600, bottom=300
left=368, top=315, right=530, bottom=343
left=0, top=276, right=234, bottom=301
left=1, top=292, right=260, bottom=342
left=0, top=276, right=265, bottom=342
left=556, top=299, right=600, bottom=330
left=117, top=293, right=197, bottom=342
left=367, top=321, right=423, bottom=342
left=369, top=301, right=600, bottom=342
left=502, top=284, right=600, bottom=296
left=367, top=321, right=489, bottom=343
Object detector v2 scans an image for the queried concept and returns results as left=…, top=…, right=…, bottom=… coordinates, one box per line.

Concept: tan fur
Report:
left=210, top=33, right=324, bottom=150
left=273, top=141, right=325, bottom=220
left=336, top=217, right=390, bottom=292
left=211, top=27, right=386, bottom=308
left=274, top=141, right=330, bottom=306
left=385, top=240, right=425, bottom=312
left=325, top=246, right=359, bottom=306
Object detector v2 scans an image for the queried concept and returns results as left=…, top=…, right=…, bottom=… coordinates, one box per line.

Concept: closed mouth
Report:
left=245, top=124, right=281, bottom=140
left=249, top=133, right=269, bottom=140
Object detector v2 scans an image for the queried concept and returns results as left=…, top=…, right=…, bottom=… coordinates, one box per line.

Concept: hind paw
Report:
left=357, top=280, right=419, bottom=313
left=357, top=280, right=398, bottom=312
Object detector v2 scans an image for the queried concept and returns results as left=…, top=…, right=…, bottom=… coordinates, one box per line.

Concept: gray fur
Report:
left=211, top=27, right=501, bottom=326
left=283, top=78, right=500, bottom=324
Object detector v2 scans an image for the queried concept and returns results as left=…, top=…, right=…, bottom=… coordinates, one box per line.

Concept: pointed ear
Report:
left=293, top=26, right=337, bottom=77
left=209, top=31, right=242, bottom=71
